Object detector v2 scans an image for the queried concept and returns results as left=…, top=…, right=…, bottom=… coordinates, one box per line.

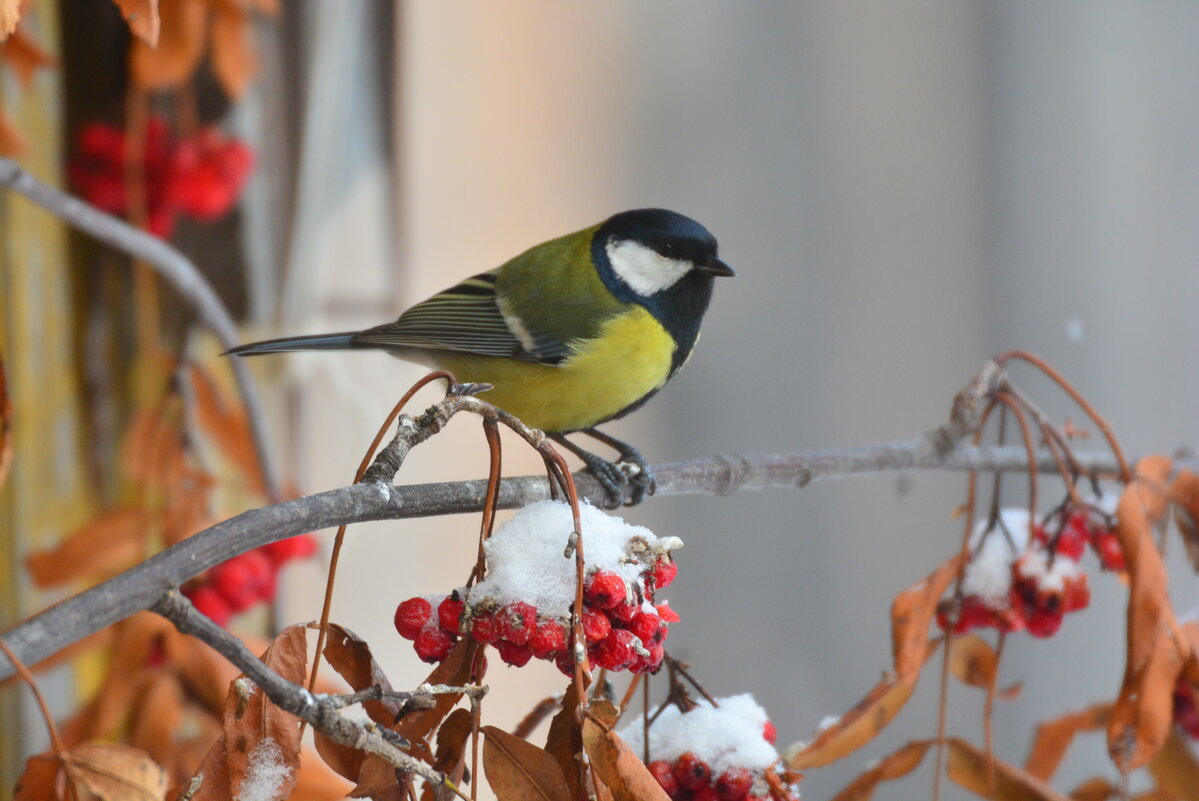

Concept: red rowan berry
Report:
left=674, top=752, right=712, bottom=791
left=627, top=610, right=666, bottom=645
left=592, top=629, right=638, bottom=671
left=470, top=610, right=498, bottom=644
left=607, top=601, right=639, bottom=625
left=653, top=558, right=678, bottom=589
left=394, top=597, right=432, bottom=640
left=648, top=760, right=679, bottom=796
left=762, top=720, right=778, bottom=745
left=188, top=585, right=233, bottom=625
left=496, top=601, right=537, bottom=645
left=529, top=619, right=567, bottom=658
left=585, top=571, right=627, bottom=610
left=438, top=595, right=465, bottom=633
left=495, top=640, right=533, bottom=667
left=582, top=610, right=612, bottom=643
left=714, top=767, right=753, bottom=800
left=414, top=627, right=455, bottom=663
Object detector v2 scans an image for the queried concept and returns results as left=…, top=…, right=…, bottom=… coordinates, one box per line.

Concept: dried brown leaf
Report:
left=63, top=742, right=168, bottom=801
left=225, top=625, right=306, bottom=798
left=0, top=108, right=25, bottom=156
left=129, top=0, right=207, bottom=92
left=948, top=633, right=999, bottom=690
left=395, top=638, right=479, bottom=745
left=119, top=407, right=185, bottom=487
left=1109, top=456, right=1185, bottom=772
left=1145, top=729, right=1199, bottom=801
left=1, top=28, right=55, bottom=87
left=946, top=737, right=1074, bottom=801
left=348, top=755, right=403, bottom=801
left=25, top=508, right=151, bottom=588
left=312, top=732, right=363, bottom=783
left=1024, top=703, right=1111, bottom=782
left=1068, top=777, right=1118, bottom=801
left=827, top=740, right=932, bottom=801
left=581, top=717, right=670, bottom=801
left=189, top=366, right=266, bottom=495
left=787, top=640, right=938, bottom=771
left=322, top=624, right=402, bottom=727
left=545, top=685, right=584, bottom=800
left=0, top=0, right=19, bottom=41
left=1167, top=469, right=1199, bottom=572
left=127, top=672, right=185, bottom=767
left=482, top=726, right=572, bottom=801
left=291, top=751, right=354, bottom=801
left=110, top=0, right=160, bottom=46
left=210, top=3, right=256, bottom=99
left=13, top=753, right=61, bottom=801
left=892, top=554, right=963, bottom=677
left=432, top=708, right=473, bottom=779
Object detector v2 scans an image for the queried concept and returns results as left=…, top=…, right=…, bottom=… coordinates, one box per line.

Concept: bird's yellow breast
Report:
left=418, top=306, right=675, bottom=432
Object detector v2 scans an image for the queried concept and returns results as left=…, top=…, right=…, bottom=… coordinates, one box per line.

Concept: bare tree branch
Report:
left=0, top=436, right=1121, bottom=683
left=0, top=156, right=282, bottom=501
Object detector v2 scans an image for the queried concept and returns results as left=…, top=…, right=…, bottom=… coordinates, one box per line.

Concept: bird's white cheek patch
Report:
left=606, top=239, right=693, bottom=296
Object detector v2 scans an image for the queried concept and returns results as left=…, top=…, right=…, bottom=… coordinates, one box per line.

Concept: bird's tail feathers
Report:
left=224, top=332, right=360, bottom=356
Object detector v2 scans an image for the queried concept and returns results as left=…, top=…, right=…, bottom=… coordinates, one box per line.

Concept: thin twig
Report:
left=0, top=156, right=281, bottom=501
left=0, top=639, right=79, bottom=801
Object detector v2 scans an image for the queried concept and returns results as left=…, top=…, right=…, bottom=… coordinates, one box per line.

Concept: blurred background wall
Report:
left=83, top=0, right=1199, bottom=797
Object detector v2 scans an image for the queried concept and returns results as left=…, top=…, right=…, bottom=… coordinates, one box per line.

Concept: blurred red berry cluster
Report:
left=68, top=118, right=253, bottom=238
left=937, top=504, right=1121, bottom=639
left=394, top=556, right=679, bottom=674
left=1174, top=677, right=1199, bottom=740
left=185, top=535, right=317, bottom=625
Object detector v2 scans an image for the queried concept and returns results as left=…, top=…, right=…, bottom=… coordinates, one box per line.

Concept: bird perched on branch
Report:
left=227, top=208, right=734, bottom=504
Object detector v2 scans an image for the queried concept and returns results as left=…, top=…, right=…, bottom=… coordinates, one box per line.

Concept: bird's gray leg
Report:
left=580, top=428, right=657, bottom=505
left=548, top=433, right=628, bottom=508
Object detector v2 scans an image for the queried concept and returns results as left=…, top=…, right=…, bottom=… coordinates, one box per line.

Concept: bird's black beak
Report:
left=699, top=256, right=735, bottom=277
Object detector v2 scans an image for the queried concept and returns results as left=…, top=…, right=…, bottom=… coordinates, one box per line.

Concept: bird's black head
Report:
left=591, top=208, right=734, bottom=375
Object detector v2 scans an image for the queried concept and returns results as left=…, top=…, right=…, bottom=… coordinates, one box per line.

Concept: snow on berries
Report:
left=937, top=496, right=1121, bottom=638
left=392, top=500, right=682, bottom=673
left=619, top=694, right=792, bottom=801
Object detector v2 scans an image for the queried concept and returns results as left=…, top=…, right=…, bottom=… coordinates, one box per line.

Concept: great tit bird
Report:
left=228, top=208, right=734, bottom=504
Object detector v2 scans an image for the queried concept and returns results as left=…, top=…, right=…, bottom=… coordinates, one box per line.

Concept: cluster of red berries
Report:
left=394, top=556, right=679, bottom=673
left=938, top=507, right=1107, bottom=638
left=69, top=118, right=253, bottom=238
left=185, top=535, right=317, bottom=625
left=1032, top=506, right=1124, bottom=572
left=646, top=723, right=790, bottom=801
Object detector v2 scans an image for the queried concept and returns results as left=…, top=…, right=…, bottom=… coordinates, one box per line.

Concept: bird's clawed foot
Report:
left=550, top=430, right=657, bottom=508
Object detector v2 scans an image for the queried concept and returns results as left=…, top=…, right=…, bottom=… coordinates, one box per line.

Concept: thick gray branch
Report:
left=0, top=156, right=281, bottom=501
left=0, top=440, right=1120, bottom=683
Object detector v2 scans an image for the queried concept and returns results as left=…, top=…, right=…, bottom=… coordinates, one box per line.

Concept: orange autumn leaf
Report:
left=948, top=633, right=1000, bottom=690
left=581, top=717, right=671, bottom=801
left=188, top=365, right=267, bottom=495
left=129, top=0, right=207, bottom=92
left=0, top=0, right=19, bottom=41
left=946, top=737, right=1073, bottom=801
left=545, top=685, right=586, bottom=801
left=25, top=507, right=151, bottom=588
left=188, top=625, right=307, bottom=801
left=1024, top=703, right=1111, bottom=782
left=1, top=27, right=55, bottom=88
left=0, top=108, right=23, bottom=155
left=1145, top=729, right=1199, bottom=801
left=1109, top=456, right=1185, bottom=772
left=210, top=2, right=256, bottom=100
left=110, top=0, right=161, bottom=46
left=62, top=741, right=168, bottom=801
left=482, top=726, right=572, bottom=801
left=120, top=406, right=186, bottom=487
left=828, top=739, right=932, bottom=801
left=891, top=554, right=963, bottom=677
left=1166, top=469, right=1199, bottom=572
left=786, top=662, right=924, bottom=771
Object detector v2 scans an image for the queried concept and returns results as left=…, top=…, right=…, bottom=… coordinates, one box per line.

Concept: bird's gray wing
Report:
left=352, top=271, right=573, bottom=364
